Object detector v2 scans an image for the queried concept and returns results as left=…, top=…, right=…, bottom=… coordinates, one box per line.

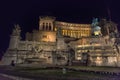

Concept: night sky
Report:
left=0, top=0, right=120, bottom=58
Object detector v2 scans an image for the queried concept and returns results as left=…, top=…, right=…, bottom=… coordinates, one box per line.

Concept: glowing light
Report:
left=94, top=31, right=101, bottom=35
left=55, top=27, right=57, bottom=31
left=96, top=57, right=102, bottom=65
left=77, top=57, right=81, bottom=60
left=108, top=57, right=117, bottom=63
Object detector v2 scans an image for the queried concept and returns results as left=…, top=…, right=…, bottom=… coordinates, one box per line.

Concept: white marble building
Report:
left=1, top=16, right=120, bottom=67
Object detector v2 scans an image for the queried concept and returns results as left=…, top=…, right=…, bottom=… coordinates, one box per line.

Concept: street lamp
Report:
left=67, top=45, right=75, bottom=66
left=15, top=48, right=18, bottom=64
left=52, top=49, right=57, bottom=65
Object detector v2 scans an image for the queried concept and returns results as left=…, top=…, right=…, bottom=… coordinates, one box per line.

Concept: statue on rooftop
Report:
left=12, top=24, right=21, bottom=36
left=91, top=18, right=102, bottom=36
left=92, top=18, right=99, bottom=27
left=57, top=27, right=62, bottom=37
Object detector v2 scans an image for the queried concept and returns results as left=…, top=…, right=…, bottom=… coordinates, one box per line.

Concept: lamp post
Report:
left=65, top=39, right=76, bottom=66
left=52, top=49, right=57, bottom=65
left=67, top=45, right=71, bottom=66
left=67, top=45, right=75, bottom=66
left=15, top=48, right=18, bottom=64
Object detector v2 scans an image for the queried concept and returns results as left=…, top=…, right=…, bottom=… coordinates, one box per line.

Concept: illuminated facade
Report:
left=55, top=21, right=91, bottom=38
left=1, top=16, right=120, bottom=67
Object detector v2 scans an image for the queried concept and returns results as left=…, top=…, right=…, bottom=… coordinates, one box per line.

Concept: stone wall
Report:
left=32, top=31, right=56, bottom=42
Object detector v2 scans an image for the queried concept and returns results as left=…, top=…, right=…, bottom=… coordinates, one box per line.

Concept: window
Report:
left=49, top=23, right=51, bottom=30
left=43, top=35, right=47, bottom=38
left=46, top=23, right=48, bottom=30
left=43, top=23, right=45, bottom=30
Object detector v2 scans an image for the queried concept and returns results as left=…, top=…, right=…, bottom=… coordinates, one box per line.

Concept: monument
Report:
left=1, top=16, right=120, bottom=67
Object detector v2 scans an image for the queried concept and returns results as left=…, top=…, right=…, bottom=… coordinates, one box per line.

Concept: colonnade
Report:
left=40, top=22, right=54, bottom=31
left=62, top=29, right=91, bottom=38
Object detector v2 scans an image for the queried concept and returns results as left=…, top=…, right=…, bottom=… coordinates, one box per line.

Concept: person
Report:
left=62, top=68, right=66, bottom=74
left=11, top=60, right=15, bottom=67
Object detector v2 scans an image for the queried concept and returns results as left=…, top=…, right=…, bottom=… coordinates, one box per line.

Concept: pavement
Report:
left=0, top=65, right=120, bottom=80
left=0, top=65, right=33, bottom=80
left=0, top=74, right=14, bottom=80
